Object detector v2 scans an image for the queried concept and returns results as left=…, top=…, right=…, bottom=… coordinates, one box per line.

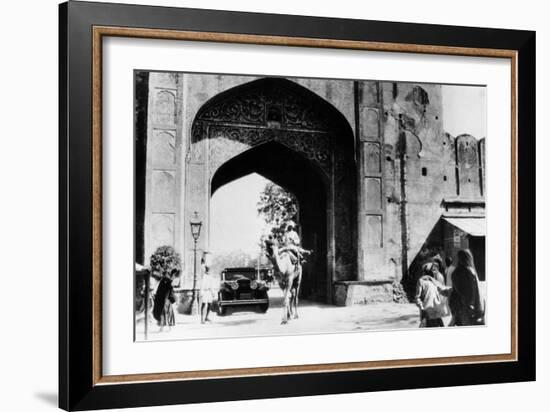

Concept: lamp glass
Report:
left=190, top=212, right=202, bottom=241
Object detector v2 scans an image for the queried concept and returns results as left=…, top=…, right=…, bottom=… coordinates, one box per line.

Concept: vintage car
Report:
left=217, top=267, right=271, bottom=315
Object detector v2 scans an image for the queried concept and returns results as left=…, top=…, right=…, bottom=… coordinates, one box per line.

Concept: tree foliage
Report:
left=149, top=245, right=182, bottom=280
left=210, top=250, right=261, bottom=275
left=256, top=182, right=298, bottom=242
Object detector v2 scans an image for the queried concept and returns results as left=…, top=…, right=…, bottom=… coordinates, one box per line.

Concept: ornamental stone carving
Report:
left=189, top=78, right=351, bottom=177
left=206, top=125, right=332, bottom=174
left=193, top=78, right=343, bottom=132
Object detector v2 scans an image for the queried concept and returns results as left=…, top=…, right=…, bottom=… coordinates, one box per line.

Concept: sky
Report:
left=442, top=85, right=486, bottom=138
left=210, top=173, right=269, bottom=255
left=209, top=85, right=486, bottom=255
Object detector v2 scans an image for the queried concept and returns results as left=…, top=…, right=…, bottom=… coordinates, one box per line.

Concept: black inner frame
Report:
left=59, top=1, right=536, bottom=410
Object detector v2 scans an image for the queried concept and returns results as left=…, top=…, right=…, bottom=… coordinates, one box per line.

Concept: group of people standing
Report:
left=148, top=243, right=484, bottom=332
left=415, top=249, right=485, bottom=327
left=149, top=252, right=218, bottom=331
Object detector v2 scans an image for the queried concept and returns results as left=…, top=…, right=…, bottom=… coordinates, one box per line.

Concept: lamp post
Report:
left=189, top=211, right=202, bottom=316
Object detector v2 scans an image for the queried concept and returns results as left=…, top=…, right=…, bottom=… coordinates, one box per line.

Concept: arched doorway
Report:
left=185, top=77, right=356, bottom=303
left=211, top=141, right=328, bottom=301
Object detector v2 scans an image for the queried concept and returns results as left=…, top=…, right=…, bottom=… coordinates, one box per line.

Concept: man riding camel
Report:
left=280, top=224, right=311, bottom=264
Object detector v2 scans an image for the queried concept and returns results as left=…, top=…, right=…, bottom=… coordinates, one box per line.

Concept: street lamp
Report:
left=189, top=211, right=202, bottom=315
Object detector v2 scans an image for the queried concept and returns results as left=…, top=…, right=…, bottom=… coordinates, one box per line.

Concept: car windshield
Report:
left=224, top=270, right=256, bottom=281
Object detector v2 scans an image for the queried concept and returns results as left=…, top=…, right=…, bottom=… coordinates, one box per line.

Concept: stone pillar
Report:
left=356, top=81, right=387, bottom=280
left=183, top=125, right=210, bottom=289
left=144, top=73, right=183, bottom=266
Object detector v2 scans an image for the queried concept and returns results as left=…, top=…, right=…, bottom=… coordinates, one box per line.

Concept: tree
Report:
left=210, top=250, right=260, bottom=274
left=149, top=245, right=182, bottom=280
left=256, top=182, right=298, bottom=242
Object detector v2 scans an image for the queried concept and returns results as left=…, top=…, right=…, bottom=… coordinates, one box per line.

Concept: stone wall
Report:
left=143, top=73, right=184, bottom=268
left=381, top=83, right=446, bottom=282
left=377, top=83, right=485, bottom=286
left=140, top=73, right=485, bottom=302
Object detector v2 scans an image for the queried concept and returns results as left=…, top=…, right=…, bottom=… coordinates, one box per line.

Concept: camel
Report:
left=264, top=238, right=304, bottom=324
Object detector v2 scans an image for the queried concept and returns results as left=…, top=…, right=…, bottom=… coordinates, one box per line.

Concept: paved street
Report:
left=136, top=289, right=424, bottom=342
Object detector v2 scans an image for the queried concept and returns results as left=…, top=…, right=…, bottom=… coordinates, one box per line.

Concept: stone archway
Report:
left=185, top=77, right=356, bottom=303
left=211, top=141, right=329, bottom=301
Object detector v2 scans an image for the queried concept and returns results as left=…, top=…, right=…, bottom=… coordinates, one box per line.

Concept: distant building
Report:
left=135, top=72, right=485, bottom=305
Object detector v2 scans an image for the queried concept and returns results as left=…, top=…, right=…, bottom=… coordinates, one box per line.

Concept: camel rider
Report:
left=285, top=225, right=300, bottom=247
left=281, top=225, right=311, bottom=263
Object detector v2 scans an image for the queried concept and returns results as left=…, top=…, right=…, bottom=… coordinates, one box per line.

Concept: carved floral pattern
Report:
left=194, top=79, right=342, bottom=134
left=207, top=125, right=332, bottom=173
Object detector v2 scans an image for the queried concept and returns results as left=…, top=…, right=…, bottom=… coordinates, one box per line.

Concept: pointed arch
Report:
left=192, top=77, right=354, bottom=140
left=186, top=77, right=357, bottom=302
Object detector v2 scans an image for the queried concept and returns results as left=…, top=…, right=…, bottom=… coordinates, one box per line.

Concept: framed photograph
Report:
left=59, top=1, right=535, bottom=410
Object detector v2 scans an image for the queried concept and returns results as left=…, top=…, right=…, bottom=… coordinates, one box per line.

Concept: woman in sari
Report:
left=450, top=249, right=484, bottom=326
left=152, top=274, right=176, bottom=331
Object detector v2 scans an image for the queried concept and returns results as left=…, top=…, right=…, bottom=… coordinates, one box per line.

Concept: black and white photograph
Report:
left=0, top=0, right=543, bottom=409
left=134, top=71, right=487, bottom=341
